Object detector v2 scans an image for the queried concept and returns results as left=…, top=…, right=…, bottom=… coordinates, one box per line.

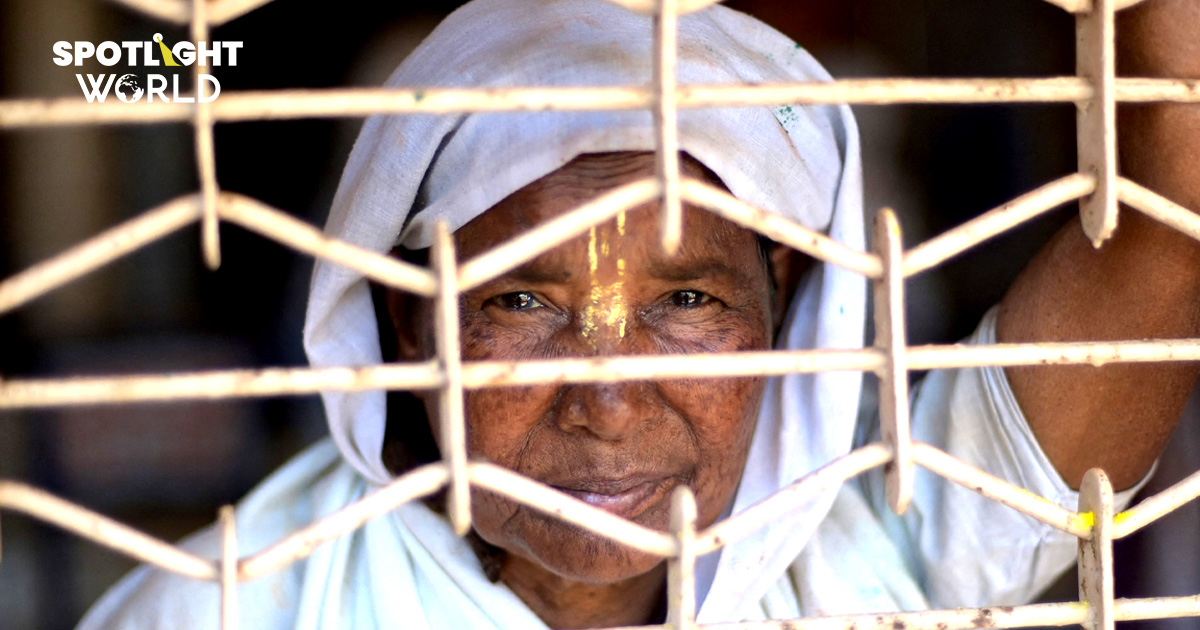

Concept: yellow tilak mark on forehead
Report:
left=617, top=210, right=626, bottom=237
left=581, top=226, right=629, bottom=344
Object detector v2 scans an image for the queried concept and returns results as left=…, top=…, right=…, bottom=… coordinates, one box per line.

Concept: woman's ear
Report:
left=768, top=242, right=814, bottom=332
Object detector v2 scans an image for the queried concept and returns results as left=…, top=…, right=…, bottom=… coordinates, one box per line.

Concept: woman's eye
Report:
left=490, top=291, right=544, bottom=311
left=670, top=290, right=712, bottom=308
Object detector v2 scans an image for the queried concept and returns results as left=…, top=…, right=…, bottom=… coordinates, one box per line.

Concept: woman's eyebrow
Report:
left=649, top=258, right=744, bottom=283
left=499, top=265, right=576, bottom=285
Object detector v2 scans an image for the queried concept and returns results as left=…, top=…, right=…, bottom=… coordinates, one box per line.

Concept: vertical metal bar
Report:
left=1078, top=468, right=1115, bottom=630
left=668, top=485, right=697, bottom=630
left=872, top=208, right=913, bottom=514
left=433, top=221, right=471, bottom=536
left=653, top=0, right=682, bottom=254
left=219, top=505, right=238, bottom=630
left=192, top=0, right=222, bottom=269
left=1075, top=0, right=1118, bottom=247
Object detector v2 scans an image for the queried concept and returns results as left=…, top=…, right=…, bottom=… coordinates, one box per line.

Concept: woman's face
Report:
left=392, top=152, right=788, bottom=585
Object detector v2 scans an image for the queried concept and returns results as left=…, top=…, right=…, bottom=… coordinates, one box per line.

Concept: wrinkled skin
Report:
left=387, top=152, right=799, bottom=628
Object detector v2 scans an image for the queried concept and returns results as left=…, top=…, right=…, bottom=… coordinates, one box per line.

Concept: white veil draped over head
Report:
left=303, top=0, right=866, bottom=620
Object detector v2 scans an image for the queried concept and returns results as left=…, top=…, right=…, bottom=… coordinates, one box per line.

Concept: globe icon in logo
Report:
left=115, top=74, right=144, bottom=103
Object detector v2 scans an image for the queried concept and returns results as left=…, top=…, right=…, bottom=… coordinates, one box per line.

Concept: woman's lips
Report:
left=551, top=476, right=678, bottom=520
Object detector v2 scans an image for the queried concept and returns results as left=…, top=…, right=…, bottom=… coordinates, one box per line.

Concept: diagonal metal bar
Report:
left=1113, top=467, right=1200, bottom=539
left=1117, top=178, right=1200, bottom=244
left=696, top=444, right=893, bottom=554
left=239, top=463, right=449, bottom=580
left=903, top=174, right=1096, bottom=277
left=913, top=443, right=1093, bottom=539
left=457, top=179, right=659, bottom=292
left=469, top=463, right=679, bottom=556
left=218, top=193, right=437, bottom=296
left=0, top=195, right=201, bottom=315
left=681, top=179, right=883, bottom=279
left=0, top=481, right=218, bottom=580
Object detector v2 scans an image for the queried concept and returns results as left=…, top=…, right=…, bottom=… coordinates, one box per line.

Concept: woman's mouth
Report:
left=550, top=476, right=679, bottom=520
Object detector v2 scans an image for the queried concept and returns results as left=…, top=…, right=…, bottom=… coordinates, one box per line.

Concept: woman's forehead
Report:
left=453, top=152, right=752, bottom=258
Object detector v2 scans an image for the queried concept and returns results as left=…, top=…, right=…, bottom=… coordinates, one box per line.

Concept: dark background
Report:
left=1, top=0, right=1196, bottom=628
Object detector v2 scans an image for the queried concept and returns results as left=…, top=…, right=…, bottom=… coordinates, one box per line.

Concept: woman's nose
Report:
left=555, top=381, right=656, bottom=441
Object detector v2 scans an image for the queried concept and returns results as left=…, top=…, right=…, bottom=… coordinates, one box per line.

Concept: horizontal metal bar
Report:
left=907, top=339, right=1200, bottom=370
left=5, top=336, right=1199, bottom=409
left=4, top=79, right=1199, bottom=128
left=0, top=363, right=443, bottom=409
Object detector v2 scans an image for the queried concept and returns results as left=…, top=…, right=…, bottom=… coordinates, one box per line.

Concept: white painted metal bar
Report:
left=4, top=336, right=1198, bottom=409
left=1075, top=0, right=1119, bottom=246
left=208, top=0, right=275, bottom=25
left=468, top=463, right=679, bottom=556
left=218, top=193, right=438, bottom=296
left=0, top=481, right=218, bottom=580
left=1078, top=469, right=1115, bottom=630
left=1117, top=178, right=1200, bottom=244
left=192, top=0, right=222, bottom=270
left=1113, top=467, right=1200, bottom=539
left=463, top=348, right=885, bottom=388
left=220, top=505, right=238, bottom=630
left=912, top=443, right=1092, bottom=538
left=907, top=338, right=1200, bottom=371
left=654, top=0, right=683, bottom=254
left=873, top=209, right=913, bottom=514
left=602, top=0, right=720, bottom=16
left=6, top=0, right=1200, bottom=627
left=106, top=0, right=188, bottom=23
left=668, top=487, right=698, bottom=630
left=433, top=222, right=472, bottom=537
left=696, top=444, right=892, bottom=554
left=0, top=196, right=201, bottom=315
left=903, top=174, right=1096, bottom=277
left=239, top=463, right=449, bottom=580
left=458, top=179, right=660, bottom=292
left=681, top=179, right=883, bottom=279
left=600, top=593, right=1200, bottom=630
left=7, top=79, right=1200, bottom=128
left=0, top=363, right=442, bottom=409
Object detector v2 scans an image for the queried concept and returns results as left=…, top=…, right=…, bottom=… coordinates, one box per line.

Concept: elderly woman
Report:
left=80, top=0, right=1200, bottom=628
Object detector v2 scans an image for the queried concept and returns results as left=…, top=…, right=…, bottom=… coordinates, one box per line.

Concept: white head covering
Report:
left=304, top=0, right=865, bottom=619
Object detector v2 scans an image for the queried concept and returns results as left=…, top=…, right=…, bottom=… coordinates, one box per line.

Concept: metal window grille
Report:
left=2, top=0, right=1200, bottom=629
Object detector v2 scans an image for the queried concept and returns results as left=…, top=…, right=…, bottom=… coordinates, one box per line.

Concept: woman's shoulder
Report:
left=76, top=438, right=363, bottom=630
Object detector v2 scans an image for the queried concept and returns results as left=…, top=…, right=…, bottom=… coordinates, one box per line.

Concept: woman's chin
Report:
left=487, top=510, right=669, bottom=585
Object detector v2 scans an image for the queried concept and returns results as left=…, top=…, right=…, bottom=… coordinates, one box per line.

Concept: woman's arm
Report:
left=996, top=0, right=1200, bottom=491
